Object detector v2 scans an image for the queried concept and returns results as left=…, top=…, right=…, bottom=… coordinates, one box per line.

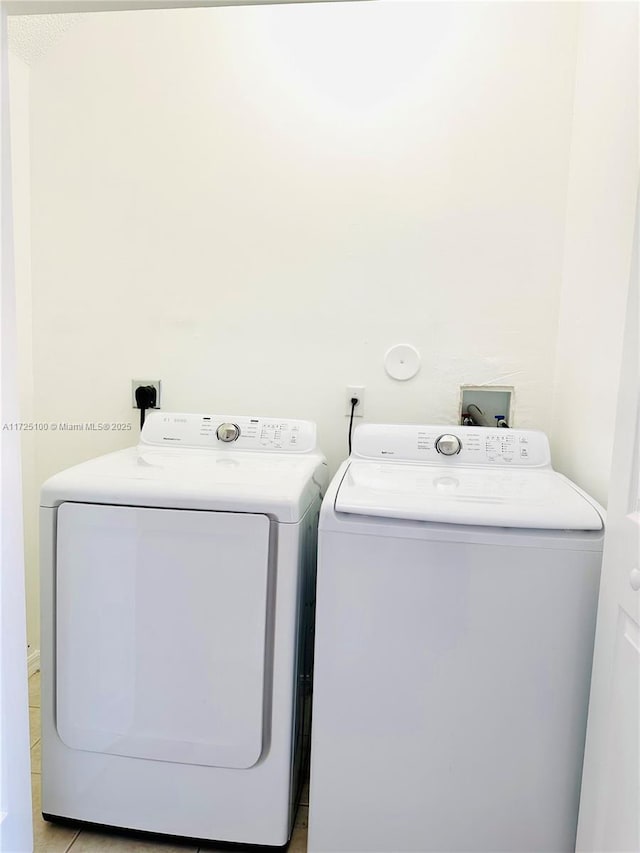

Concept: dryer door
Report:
left=56, top=503, right=271, bottom=769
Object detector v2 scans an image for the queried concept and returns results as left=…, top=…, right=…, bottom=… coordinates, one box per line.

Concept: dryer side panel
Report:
left=56, top=503, right=270, bottom=769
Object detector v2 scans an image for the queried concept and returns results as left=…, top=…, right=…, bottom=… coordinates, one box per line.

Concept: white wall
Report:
left=27, top=1, right=580, bottom=484
left=1, top=6, right=33, bottom=849
left=8, top=48, right=38, bottom=656
left=550, top=2, right=639, bottom=508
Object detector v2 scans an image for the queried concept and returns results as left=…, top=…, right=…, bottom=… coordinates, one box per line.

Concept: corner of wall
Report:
left=549, top=2, right=639, bottom=507
left=8, top=47, right=39, bottom=654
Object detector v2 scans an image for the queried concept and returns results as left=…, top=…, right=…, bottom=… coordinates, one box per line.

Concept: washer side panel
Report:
left=309, top=528, right=602, bottom=853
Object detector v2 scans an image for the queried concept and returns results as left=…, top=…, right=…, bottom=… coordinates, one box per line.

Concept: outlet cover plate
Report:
left=346, top=385, right=365, bottom=417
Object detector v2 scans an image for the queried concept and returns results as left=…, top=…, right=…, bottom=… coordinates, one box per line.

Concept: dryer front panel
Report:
left=56, top=503, right=271, bottom=769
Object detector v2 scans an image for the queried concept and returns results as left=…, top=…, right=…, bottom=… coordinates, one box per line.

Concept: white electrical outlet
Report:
left=132, top=379, right=162, bottom=409
left=345, top=385, right=365, bottom=417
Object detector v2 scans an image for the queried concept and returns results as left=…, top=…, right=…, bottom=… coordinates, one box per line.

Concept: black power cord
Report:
left=348, top=396, right=359, bottom=455
left=135, top=385, right=157, bottom=431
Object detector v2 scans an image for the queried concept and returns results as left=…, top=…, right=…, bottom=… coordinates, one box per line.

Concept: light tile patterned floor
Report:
left=29, top=672, right=309, bottom=852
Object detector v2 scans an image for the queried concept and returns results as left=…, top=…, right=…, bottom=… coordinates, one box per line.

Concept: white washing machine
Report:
left=308, top=423, right=604, bottom=853
left=40, top=411, right=327, bottom=846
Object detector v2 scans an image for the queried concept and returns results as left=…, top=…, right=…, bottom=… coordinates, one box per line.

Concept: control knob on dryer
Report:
left=216, top=423, right=240, bottom=442
left=435, top=434, right=462, bottom=456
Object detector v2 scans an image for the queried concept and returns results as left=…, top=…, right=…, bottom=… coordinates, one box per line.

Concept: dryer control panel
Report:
left=353, top=424, right=551, bottom=467
left=140, top=412, right=317, bottom=453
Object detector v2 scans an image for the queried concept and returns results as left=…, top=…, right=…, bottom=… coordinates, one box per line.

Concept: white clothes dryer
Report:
left=40, top=411, right=327, bottom=847
left=308, top=423, right=604, bottom=853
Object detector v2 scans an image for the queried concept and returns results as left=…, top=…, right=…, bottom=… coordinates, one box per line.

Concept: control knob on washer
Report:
left=435, top=434, right=462, bottom=456
left=216, top=423, right=240, bottom=443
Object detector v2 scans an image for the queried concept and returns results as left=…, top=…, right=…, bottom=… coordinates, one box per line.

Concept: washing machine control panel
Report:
left=353, top=424, right=551, bottom=467
left=140, top=412, right=317, bottom=453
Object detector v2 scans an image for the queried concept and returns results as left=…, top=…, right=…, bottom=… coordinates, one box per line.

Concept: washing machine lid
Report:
left=334, top=425, right=603, bottom=530
left=40, top=412, right=327, bottom=523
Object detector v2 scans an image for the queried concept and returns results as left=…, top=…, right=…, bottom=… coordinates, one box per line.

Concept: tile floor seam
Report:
left=63, top=829, right=80, bottom=852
